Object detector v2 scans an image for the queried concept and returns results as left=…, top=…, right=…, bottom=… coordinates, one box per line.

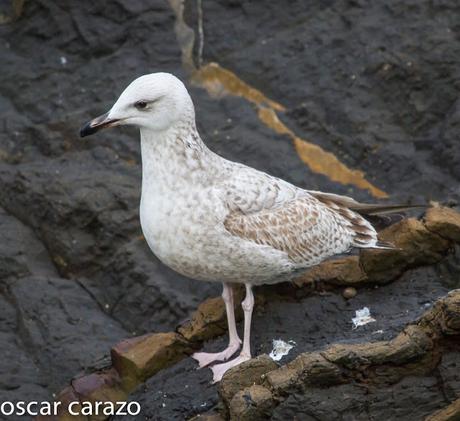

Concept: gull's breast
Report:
left=139, top=187, right=295, bottom=283
left=139, top=187, right=228, bottom=280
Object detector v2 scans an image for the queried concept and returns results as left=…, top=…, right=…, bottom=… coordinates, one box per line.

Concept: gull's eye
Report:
left=134, top=100, right=148, bottom=110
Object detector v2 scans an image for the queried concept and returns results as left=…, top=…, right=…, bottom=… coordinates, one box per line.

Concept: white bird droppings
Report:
left=269, top=339, right=296, bottom=361
left=352, top=307, right=376, bottom=329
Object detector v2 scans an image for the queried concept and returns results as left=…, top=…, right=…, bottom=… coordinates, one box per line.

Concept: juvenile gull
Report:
left=80, top=73, right=415, bottom=382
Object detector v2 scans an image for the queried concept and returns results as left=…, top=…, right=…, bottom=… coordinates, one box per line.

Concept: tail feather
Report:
left=348, top=203, right=426, bottom=216
left=372, top=240, right=399, bottom=250
left=308, top=190, right=427, bottom=216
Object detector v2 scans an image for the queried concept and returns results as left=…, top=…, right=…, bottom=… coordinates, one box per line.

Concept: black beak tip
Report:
left=80, top=121, right=97, bottom=138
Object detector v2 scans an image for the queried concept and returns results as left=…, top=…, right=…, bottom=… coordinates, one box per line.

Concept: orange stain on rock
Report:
left=193, top=62, right=388, bottom=199
left=258, top=108, right=388, bottom=198
left=192, top=62, right=285, bottom=112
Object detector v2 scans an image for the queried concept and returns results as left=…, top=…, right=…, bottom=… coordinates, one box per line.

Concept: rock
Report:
left=113, top=260, right=454, bottom=419
left=272, top=376, right=449, bottom=421
left=323, top=324, right=433, bottom=369
left=229, top=385, right=274, bottom=421
left=0, top=206, right=57, bottom=281
left=178, top=286, right=244, bottom=343
left=216, top=291, right=460, bottom=418
left=266, top=352, right=343, bottom=394
left=422, top=290, right=460, bottom=336
left=294, top=256, right=366, bottom=287
left=45, top=386, right=86, bottom=421
left=0, top=0, right=460, bottom=418
left=219, top=355, right=278, bottom=406
left=178, top=297, right=232, bottom=343
left=9, top=276, right=127, bottom=392
left=0, top=293, right=50, bottom=417
left=68, top=369, right=126, bottom=421
left=425, top=206, right=460, bottom=243
left=111, top=332, right=193, bottom=392
left=361, top=218, right=450, bottom=283
left=425, top=398, right=460, bottom=421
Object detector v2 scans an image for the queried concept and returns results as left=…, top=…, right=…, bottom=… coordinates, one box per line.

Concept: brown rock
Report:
left=266, top=352, right=343, bottom=394
left=435, top=290, right=460, bottom=336
left=322, top=325, right=432, bottom=371
left=425, top=398, right=460, bottom=421
left=418, top=290, right=460, bottom=337
left=425, top=206, right=460, bottom=243
left=361, top=218, right=449, bottom=283
left=37, top=386, right=86, bottom=421
left=294, top=256, right=367, bottom=287
left=70, top=369, right=127, bottom=421
left=111, top=332, right=192, bottom=392
left=177, top=297, right=227, bottom=342
left=264, top=366, right=299, bottom=393
left=229, top=385, right=274, bottom=421
left=178, top=286, right=244, bottom=343
left=219, top=354, right=278, bottom=405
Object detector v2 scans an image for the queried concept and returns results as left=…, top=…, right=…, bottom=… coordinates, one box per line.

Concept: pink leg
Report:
left=192, top=283, right=241, bottom=368
left=211, top=283, right=254, bottom=382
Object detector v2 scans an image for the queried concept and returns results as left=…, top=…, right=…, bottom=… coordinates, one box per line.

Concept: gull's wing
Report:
left=222, top=168, right=385, bottom=266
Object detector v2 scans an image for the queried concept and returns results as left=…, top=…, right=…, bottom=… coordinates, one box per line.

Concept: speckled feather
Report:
left=102, top=73, right=389, bottom=286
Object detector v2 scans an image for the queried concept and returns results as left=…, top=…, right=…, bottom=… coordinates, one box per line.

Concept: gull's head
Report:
left=80, top=73, right=194, bottom=137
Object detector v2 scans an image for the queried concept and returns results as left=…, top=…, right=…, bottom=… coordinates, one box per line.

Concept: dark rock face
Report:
left=0, top=0, right=459, bottom=420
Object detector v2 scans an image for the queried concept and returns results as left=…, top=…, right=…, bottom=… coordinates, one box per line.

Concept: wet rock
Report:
left=0, top=0, right=459, bottom=419
left=179, top=286, right=244, bottom=343
left=425, top=206, right=460, bottom=243
left=217, top=291, right=460, bottom=418
left=361, top=218, right=450, bottom=283
left=294, top=256, right=366, bottom=287
left=111, top=332, right=193, bottom=392
left=9, top=276, right=127, bottom=392
left=426, top=398, right=460, bottom=421
left=40, top=369, right=130, bottom=421
left=200, top=0, right=460, bottom=204
left=0, top=206, right=57, bottom=281
left=44, top=386, right=86, bottom=421
left=266, top=352, right=343, bottom=395
left=271, top=376, right=448, bottom=421
left=219, top=355, right=277, bottom=406
left=229, top=385, right=274, bottom=421
left=0, top=293, right=50, bottom=420
left=113, top=357, right=219, bottom=421
left=178, top=297, right=231, bottom=343
left=322, top=324, right=433, bottom=369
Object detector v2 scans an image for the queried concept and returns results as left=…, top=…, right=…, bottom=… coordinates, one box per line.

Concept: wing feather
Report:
left=222, top=167, right=391, bottom=267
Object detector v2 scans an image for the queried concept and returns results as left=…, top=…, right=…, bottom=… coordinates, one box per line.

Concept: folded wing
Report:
left=222, top=170, right=389, bottom=267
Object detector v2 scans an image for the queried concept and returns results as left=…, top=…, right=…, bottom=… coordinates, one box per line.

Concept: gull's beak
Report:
left=80, top=112, right=120, bottom=137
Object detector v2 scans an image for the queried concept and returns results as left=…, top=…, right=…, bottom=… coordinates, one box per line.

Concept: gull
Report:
left=80, top=73, right=416, bottom=382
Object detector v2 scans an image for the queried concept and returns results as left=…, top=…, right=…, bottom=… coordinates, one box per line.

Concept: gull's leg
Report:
left=192, top=282, right=242, bottom=368
left=211, top=283, right=254, bottom=383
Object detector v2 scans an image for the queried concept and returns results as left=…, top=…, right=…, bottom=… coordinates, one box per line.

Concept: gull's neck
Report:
left=140, top=120, right=220, bottom=193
